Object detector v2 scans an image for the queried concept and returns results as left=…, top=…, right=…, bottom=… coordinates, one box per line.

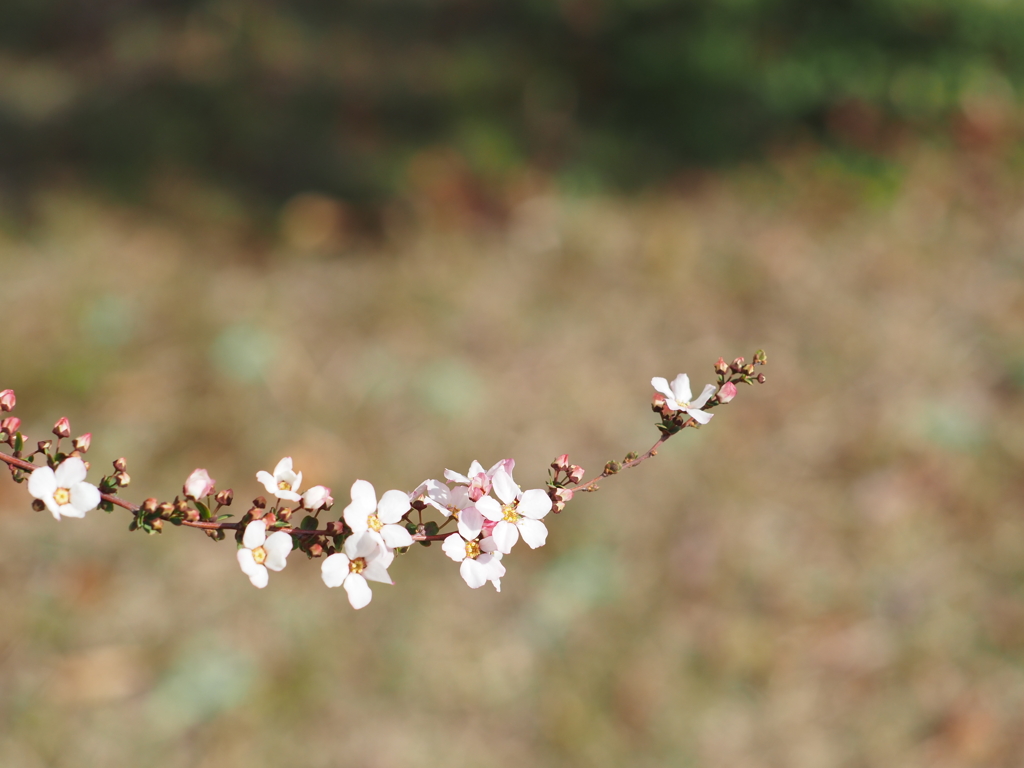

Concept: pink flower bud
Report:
left=52, top=417, right=71, bottom=438
left=718, top=381, right=737, bottom=403
left=0, top=390, right=15, bottom=412
left=651, top=392, right=667, bottom=413
left=714, top=357, right=729, bottom=375
left=1, top=416, right=20, bottom=434
left=551, top=454, right=570, bottom=472
left=73, top=433, right=92, bottom=452
left=215, top=488, right=234, bottom=506
left=553, top=487, right=574, bottom=503
left=183, top=468, right=216, bottom=500
left=567, top=465, right=585, bottom=484
left=481, top=519, right=498, bottom=537
left=301, top=485, right=334, bottom=512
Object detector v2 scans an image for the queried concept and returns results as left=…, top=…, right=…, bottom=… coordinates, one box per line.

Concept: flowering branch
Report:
left=0, top=351, right=766, bottom=609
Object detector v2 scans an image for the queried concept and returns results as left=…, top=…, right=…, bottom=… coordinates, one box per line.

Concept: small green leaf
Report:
left=299, top=515, right=319, bottom=530
left=423, top=521, right=439, bottom=536
left=14, top=434, right=23, bottom=452
left=196, top=501, right=212, bottom=521
left=216, top=514, right=233, bottom=521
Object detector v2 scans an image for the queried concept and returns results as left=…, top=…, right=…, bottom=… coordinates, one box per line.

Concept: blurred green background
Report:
left=2, top=2, right=1024, bottom=767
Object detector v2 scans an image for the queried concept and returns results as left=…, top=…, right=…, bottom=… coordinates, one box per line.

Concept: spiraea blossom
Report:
left=651, top=373, right=717, bottom=424
left=256, top=457, right=303, bottom=502
left=321, top=531, right=393, bottom=609
left=475, top=467, right=552, bottom=554
left=343, top=480, right=414, bottom=550
left=442, top=533, right=505, bottom=591
left=28, top=456, right=101, bottom=520
left=237, top=519, right=293, bottom=588
left=183, top=467, right=216, bottom=500
left=444, top=458, right=514, bottom=501
left=301, top=485, right=333, bottom=512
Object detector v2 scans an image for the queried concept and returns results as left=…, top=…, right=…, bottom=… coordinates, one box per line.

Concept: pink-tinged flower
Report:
left=0, top=389, right=15, bottom=411
left=321, top=531, right=393, bottom=609
left=444, top=458, right=515, bottom=501
left=27, top=457, right=101, bottom=520
left=475, top=467, right=552, bottom=554
left=651, top=373, right=716, bottom=425
left=441, top=533, right=505, bottom=591
left=1, top=416, right=20, bottom=434
left=718, top=381, right=737, bottom=403
left=256, top=457, right=303, bottom=502
left=183, top=468, right=216, bottom=500
left=301, top=485, right=333, bottom=512
left=343, top=480, right=414, bottom=549
left=236, top=520, right=292, bottom=588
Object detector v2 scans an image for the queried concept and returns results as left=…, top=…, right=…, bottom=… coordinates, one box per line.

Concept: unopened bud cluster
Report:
left=0, top=352, right=766, bottom=610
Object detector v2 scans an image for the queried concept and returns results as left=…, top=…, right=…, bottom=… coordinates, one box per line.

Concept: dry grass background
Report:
left=1, top=145, right=1023, bottom=767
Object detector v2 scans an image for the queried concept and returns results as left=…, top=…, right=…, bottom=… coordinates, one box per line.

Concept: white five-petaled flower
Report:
left=444, top=458, right=514, bottom=501
left=651, top=373, right=716, bottom=425
left=475, top=467, right=551, bottom=554
left=343, top=480, right=414, bottom=550
left=237, top=520, right=293, bottom=588
left=28, top=456, right=101, bottom=520
left=441, top=533, right=505, bottom=591
left=321, top=531, right=393, bottom=609
left=256, top=457, right=303, bottom=502
left=301, top=485, right=333, bottom=512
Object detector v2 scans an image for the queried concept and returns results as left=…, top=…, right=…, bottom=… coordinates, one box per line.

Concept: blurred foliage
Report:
left=1, top=0, right=1023, bottom=211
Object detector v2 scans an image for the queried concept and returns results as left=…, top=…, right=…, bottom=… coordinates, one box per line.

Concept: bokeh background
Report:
left=2, top=2, right=1024, bottom=766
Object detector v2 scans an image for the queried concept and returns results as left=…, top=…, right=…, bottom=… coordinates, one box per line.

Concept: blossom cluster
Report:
left=0, top=352, right=767, bottom=611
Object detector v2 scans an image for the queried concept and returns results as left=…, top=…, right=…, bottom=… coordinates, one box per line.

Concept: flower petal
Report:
left=27, top=467, right=57, bottom=500
left=444, top=469, right=471, bottom=485
left=690, top=382, right=717, bottom=409
left=256, top=471, right=278, bottom=496
left=670, top=373, right=693, bottom=405
left=517, top=489, right=552, bottom=520
left=491, top=469, right=520, bottom=504
left=518, top=517, right=549, bottom=549
left=237, top=549, right=269, bottom=588
left=457, top=507, right=483, bottom=540
left=686, top=407, right=714, bottom=425
left=262, top=531, right=293, bottom=571
left=376, top=489, right=411, bottom=523
left=492, top=520, right=519, bottom=554
left=651, top=376, right=673, bottom=399
left=272, top=457, right=293, bottom=477
left=361, top=560, right=393, bottom=585
left=460, top=558, right=487, bottom=589
left=242, top=520, right=267, bottom=549
left=344, top=480, right=377, bottom=529
left=44, top=496, right=64, bottom=520
left=475, top=496, right=503, bottom=522
left=381, top=524, right=413, bottom=549
left=442, top=533, right=467, bottom=562
left=321, top=553, right=350, bottom=588
left=69, top=482, right=100, bottom=515
left=54, top=457, right=88, bottom=487
left=343, top=573, right=373, bottom=609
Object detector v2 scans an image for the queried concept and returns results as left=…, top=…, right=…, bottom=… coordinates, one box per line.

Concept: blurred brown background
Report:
left=2, top=2, right=1024, bottom=767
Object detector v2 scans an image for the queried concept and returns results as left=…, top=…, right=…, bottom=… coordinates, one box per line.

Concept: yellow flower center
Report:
left=252, top=546, right=267, bottom=564
left=368, top=513, right=384, bottom=532
left=350, top=557, right=367, bottom=574
left=465, top=540, right=481, bottom=560
left=501, top=504, right=519, bottom=524
left=277, top=480, right=292, bottom=492
left=53, top=487, right=71, bottom=506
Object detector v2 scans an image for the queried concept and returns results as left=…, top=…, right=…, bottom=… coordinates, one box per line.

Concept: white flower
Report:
left=444, top=458, right=514, bottom=501
left=321, top=531, right=393, bottom=609
left=236, top=520, right=293, bottom=588
left=651, top=373, right=716, bottom=425
left=441, top=533, right=505, bottom=591
left=256, top=457, right=303, bottom=502
left=343, top=479, right=414, bottom=549
left=27, top=457, right=101, bottom=520
left=475, top=467, right=551, bottom=554
left=301, top=485, right=333, bottom=512
left=183, top=467, right=216, bottom=500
